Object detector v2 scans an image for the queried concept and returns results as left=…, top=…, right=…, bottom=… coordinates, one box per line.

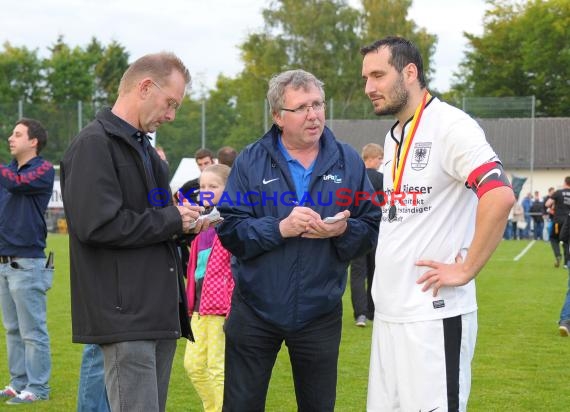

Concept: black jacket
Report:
left=61, top=108, right=192, bottom=344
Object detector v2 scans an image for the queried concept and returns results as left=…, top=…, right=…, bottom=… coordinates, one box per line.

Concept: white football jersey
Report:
left=373, top=97, right=499, bottom=322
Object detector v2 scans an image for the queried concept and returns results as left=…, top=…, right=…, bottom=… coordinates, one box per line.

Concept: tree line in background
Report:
left=0, top=0, right=568, bottom=173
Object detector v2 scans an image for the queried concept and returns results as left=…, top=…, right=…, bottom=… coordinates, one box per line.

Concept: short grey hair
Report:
left=118, top=52, right=191, bottom=94
left=266, top=69, right=325, bottom=115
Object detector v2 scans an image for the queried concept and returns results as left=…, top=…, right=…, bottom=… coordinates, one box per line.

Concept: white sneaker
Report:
left=6, top=390, right=41, bottom=405
left=559, top=321, right=570, bottom=337
left=0, top=386, right=18, bottom=399
left=355, top=315, right=367, bottom=327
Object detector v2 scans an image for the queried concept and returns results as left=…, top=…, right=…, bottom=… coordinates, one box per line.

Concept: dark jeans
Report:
left=533, top=218, right=544, bottom=240
left=223, top=294, right=342, bottom=412
left=550, top=219, right=569, bottom=264
left=350, top=251, right=375, bottom=319
left=512, top=221, right=523, bottom=240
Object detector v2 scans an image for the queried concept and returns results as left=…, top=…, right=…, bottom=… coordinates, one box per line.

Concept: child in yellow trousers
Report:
left=184, top=164, right=234, bottom=412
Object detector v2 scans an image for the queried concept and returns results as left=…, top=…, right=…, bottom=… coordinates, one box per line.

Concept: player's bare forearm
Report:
left=416, top=186, right=515, bottom=296
left=462, top=186, right=515, bottom=279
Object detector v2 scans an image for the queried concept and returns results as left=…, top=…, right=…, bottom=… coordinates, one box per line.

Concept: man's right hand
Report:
left=279, top=206, right=322, bottom=238
left=176, top=202, right=205, bottom=233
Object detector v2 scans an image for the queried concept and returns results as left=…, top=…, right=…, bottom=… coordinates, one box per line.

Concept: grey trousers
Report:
left=101, top=340, right=177, bottom=412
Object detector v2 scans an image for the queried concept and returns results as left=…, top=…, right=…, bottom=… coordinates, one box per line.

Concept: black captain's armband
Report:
left=465, top=162, right=511, bottom=199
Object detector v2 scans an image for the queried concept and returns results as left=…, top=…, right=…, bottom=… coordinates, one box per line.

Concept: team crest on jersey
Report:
left=411, top=142, right=431, bottom=171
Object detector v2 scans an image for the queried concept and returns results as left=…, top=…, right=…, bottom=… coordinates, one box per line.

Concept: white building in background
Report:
left=170, top=157, right=201, bottom=194
left=506, top=169, right=569, bottom=199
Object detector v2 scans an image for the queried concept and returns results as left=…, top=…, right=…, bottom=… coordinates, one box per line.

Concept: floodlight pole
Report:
left=530, top=95, right=535, bottom=193
left=77, top=101, right=83, bottom=132
left=201, top=100, right=206, bottom=148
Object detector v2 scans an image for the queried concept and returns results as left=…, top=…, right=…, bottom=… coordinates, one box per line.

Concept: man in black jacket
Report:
left=61, top=52, right=207, bottom=412
left=545, top=177, right=570, bottom=268
left=558, top=213, right=570, bottom=336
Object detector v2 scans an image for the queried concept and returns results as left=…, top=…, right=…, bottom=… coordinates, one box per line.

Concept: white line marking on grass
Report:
left=514, top=240, right=536, bottom=261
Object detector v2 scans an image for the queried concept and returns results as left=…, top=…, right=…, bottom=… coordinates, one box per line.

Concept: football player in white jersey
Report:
left=361, top=36, right=515, bottom=412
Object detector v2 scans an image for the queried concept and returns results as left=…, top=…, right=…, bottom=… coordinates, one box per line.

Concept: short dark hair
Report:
left=360, top=36, right=427, bottom=88
left=565, top=176, right=570, bottom=186
left=15, top=118, right=48, bottom=154
left=194, top=148, right=214, bottom=161
left=217, top=146, right=237, bottom=167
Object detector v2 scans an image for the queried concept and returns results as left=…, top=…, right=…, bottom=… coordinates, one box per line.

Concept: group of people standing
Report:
left=501, top=179, right=570, bottom=338
left=0, top=36, right=517, bottom=412
left=505, top=189, right=555, bottom=242
left=545, top=179, right=570, bottom=270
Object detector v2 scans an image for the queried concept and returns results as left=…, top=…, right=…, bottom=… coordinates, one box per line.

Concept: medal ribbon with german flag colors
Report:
left=391, top=90, right=432, bottom=191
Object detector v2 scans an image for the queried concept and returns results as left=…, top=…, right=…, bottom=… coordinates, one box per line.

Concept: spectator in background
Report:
left=350, top=143, right=383, bottom=327
left=196, top=148, right=215, bottom=169
left=179, top=148, right=215, bottom=205
left=545, top=187, right=556, bottom=240
left=0, top=118, right=55, bottom=405
left=217, top=146, right=238, bottom=167
left=521, top=192, right=532, bottom=239
left=504, top=205, right=514, bottom=240
left=61, top=52, right=207, bottom=412
left=217, top=69, right=380, bottom=411
left=530, top=191, right=545, bottom=240
left=512, top=200, right=526, bottom=240
left=545, top=177, right=570, bottom=268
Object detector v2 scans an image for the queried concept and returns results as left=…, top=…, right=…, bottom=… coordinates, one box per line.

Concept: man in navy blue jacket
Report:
left=217, top=69, right=381, bottom=411
left=0, top=118, right=54, bottom=405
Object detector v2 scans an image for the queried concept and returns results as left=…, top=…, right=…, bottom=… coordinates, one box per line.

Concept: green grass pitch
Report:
left=0, top=235, right=568, bottom=411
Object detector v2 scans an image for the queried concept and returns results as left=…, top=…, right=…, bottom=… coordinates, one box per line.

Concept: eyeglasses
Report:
left=151, top=80, right=181, bottom=111
left=280, top=101, right=326, bottom=115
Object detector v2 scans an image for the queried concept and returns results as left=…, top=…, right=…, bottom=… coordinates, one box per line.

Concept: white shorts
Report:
left=367, top=312, right=477, bottom=412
